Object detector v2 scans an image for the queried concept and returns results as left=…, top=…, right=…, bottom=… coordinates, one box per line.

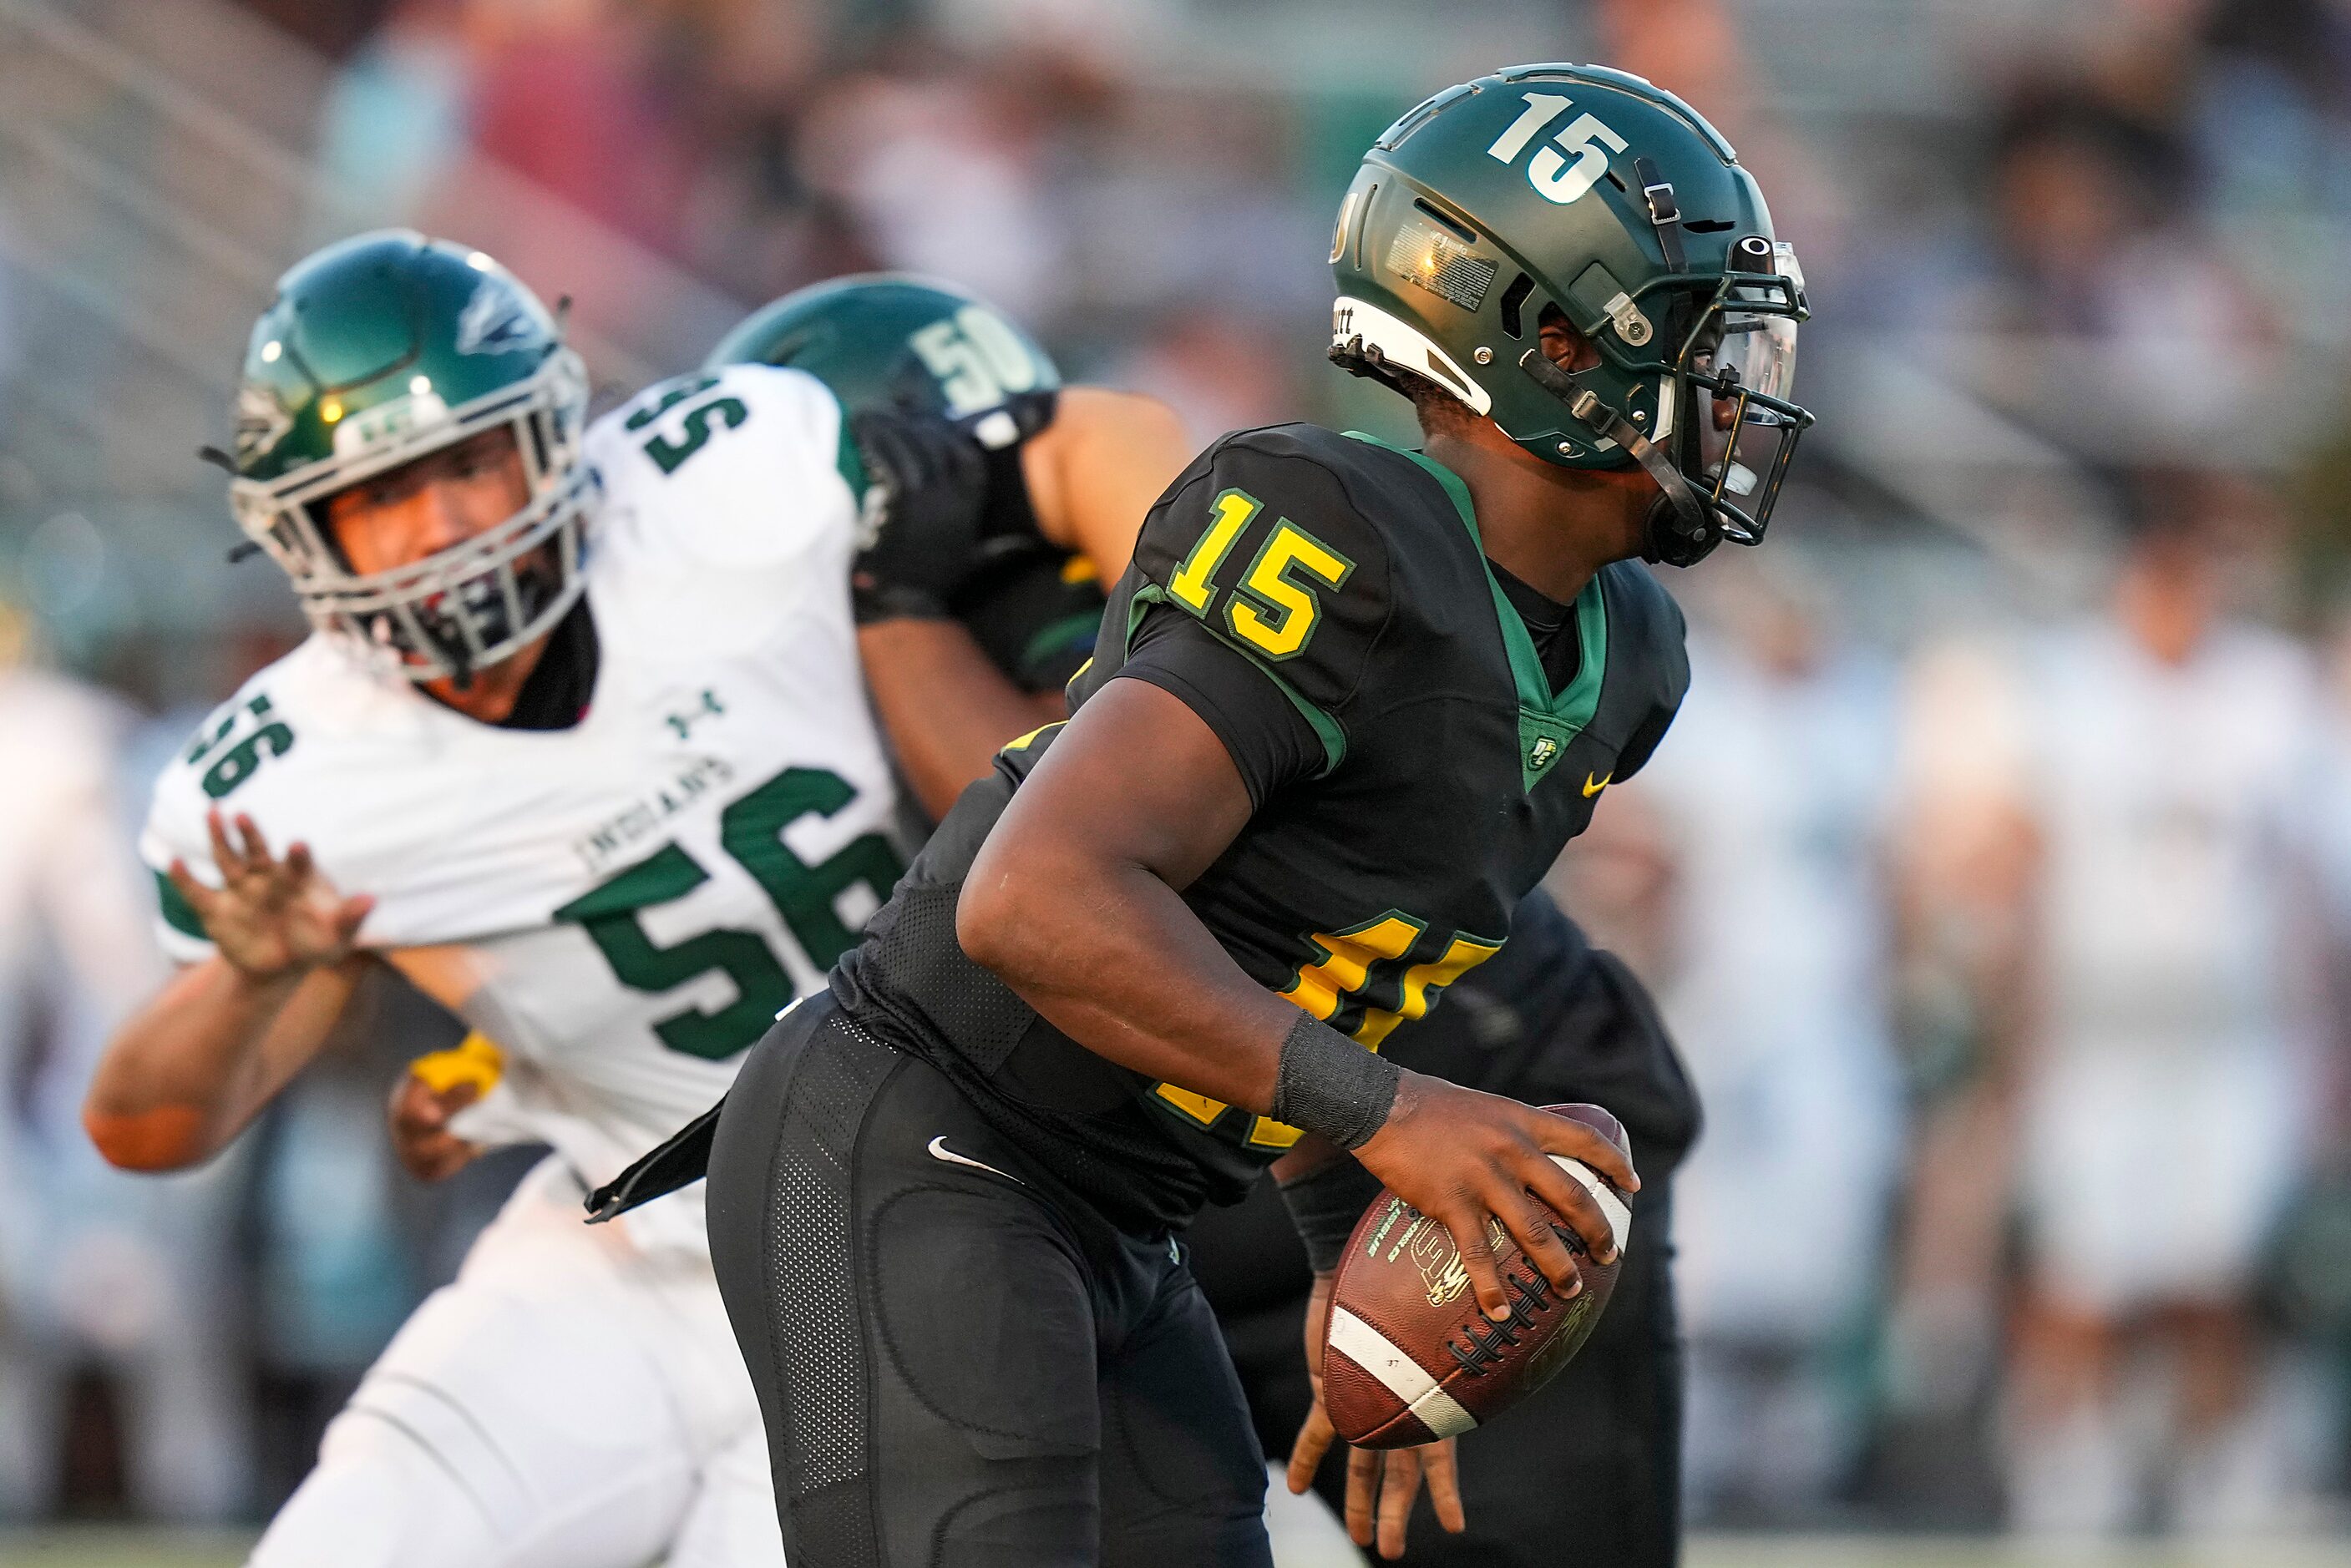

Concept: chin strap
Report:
left=1517, top=349, right=1720, bottom=568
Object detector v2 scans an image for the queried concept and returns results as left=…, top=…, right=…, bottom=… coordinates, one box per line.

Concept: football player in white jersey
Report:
left=81, top=231, right=894, bottom=1568
left=1905, top=486, right=2324, bottom=1534
left=82, top=235, right=1195, bottom=1568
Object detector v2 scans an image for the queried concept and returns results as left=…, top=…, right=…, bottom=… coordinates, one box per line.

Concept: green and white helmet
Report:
left=707, top=271, right=1060, bottom=448
left=226, top=230, right=593, bottom=681
left=1329, top=63, right=1813, bottom=567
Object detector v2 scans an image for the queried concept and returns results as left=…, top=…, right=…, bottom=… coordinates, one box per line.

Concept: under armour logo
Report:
left=665, top=688, right=724, bottom=741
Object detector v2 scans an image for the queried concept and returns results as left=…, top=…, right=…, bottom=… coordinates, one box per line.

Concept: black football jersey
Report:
left=834, top=423, right=1688, bottom=1230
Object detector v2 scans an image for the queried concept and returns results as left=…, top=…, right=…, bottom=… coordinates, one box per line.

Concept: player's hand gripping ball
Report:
left=1322, top=1104, right=1631, bottom=1449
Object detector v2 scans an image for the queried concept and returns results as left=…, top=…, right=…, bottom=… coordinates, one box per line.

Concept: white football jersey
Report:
left=2029, top=619, right=2318, bottom=1055
left=141, top=365, right=903, bottom=1248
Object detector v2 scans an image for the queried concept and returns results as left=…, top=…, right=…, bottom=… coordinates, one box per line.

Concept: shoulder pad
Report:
left=141, top=670, right=307, bottom=957
left=1129, top=426, right=1401, bottom=718
left=586, top=364, right=865, bottom=572
left=138, top=640, right=422, bottom=955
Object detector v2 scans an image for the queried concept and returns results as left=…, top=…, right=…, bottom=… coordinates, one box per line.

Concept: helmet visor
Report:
left=1672, top=251, right=1809, bottom=545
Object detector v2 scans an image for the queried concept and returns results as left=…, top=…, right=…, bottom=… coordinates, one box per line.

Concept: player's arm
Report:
left=84, top=811, right=372, bottom=1171
left=859, top=620, right=1067, bottom=822
left=955, top=675, right=1637, bottom=1320
left=858, top=387, right=1189, bottom=820
left=1019, top=386, right=1192, bottom=582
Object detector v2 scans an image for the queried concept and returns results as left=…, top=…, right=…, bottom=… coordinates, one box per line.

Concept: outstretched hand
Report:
left=167, top=809, right=372, bottom=981
left=1288, top=1270, right=1467, bottom=1560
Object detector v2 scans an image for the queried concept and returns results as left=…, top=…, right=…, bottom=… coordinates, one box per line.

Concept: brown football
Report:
left=1321, top=1103, right=1633, bottom=1449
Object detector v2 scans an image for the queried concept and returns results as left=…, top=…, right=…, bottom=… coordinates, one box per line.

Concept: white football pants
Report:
left=249, top=1156, right=783, bottom=1568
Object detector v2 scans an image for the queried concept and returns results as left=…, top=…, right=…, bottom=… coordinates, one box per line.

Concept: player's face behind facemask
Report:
left=311, top=422, right=570, bottom=695
left=227, top=230, right=594, bottom=691
left=322, top=427, right=535, bottom=580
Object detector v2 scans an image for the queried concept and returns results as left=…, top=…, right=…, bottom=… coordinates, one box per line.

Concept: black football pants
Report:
left=705, top=994, right=1275, bottom=1568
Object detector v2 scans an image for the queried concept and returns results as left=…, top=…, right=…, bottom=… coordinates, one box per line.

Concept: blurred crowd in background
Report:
left=8, top=0, right=2351, bottom=1545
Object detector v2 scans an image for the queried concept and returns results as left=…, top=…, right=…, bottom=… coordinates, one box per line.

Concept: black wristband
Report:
left=1269, top=1012, right=1401, bottom=1151
left=1276, top=1156, right=1385, bottom=1274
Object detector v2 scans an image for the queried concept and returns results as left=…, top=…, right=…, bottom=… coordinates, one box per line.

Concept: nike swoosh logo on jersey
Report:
left=1583, top=771, right=1612, bottom=797
left=927, top=1136, right=1024, bottom=1186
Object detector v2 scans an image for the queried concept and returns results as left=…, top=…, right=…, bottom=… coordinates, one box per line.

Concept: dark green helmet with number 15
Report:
left=227, top=230, right=592, bottom=683
left=1330, top=63, right=1813, bottom=567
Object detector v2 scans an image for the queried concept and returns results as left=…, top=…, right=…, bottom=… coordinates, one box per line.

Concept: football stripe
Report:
left=1552, top=1157, right=1631, bottom=1256
left=1328, top=1307, right=1477, bottom=1439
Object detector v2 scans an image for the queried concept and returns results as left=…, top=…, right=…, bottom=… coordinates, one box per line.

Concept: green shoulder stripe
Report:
left=1127, top=584, right=1346, bottom=776
left=1020, top=610, right=1105, bottom=677
left=1345, top=431, right=1610, bottom=792
left=828, top=387, right=869, bottom=499
left=155, top=869, right=206, bottom=941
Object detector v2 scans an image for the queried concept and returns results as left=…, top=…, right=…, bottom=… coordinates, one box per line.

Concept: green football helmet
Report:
left=1329, top=63, right=1813, bottom=567
left=227, top=230, right=592, bottom=682
left=707, top=272, right=1059, bottom=448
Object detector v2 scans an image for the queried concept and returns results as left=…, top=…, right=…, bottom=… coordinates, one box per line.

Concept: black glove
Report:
left=966, top=387, right=1061, bottom=455
left=849, top=407, right=991, bottom=624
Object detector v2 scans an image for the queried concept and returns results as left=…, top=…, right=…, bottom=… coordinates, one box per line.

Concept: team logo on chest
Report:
left=1528, top=736, right=1561, bottom=775
left=665, top=687, right=725, bottom=741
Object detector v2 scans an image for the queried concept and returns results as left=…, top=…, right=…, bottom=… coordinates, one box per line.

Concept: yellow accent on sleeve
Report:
left=1153, top=916, right=1502, bottom=1155
left=1227, top=524, right=1352, bottom=660
left=1001, top=720, right=1067, bottom=754
left=1245, top=1115, right=1306, bottom=1150
left=1151, top=1082, right=1306, bottom=1150
left=408, top=1033, right=506, bottom=1096
left=1153, top=1082, right=1229, bottom=1125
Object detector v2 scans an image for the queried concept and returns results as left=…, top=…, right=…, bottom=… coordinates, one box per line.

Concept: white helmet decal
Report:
left=1330, top=296, right=1494, bottom=416
left=455, top=279, right=547, bottom=357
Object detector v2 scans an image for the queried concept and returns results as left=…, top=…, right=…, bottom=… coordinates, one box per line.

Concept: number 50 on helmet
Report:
left=1330, top=64, right=1814, bottom=568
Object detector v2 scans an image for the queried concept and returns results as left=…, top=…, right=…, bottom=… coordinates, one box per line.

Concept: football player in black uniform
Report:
left=715, top=272, right=1705, bottom=1565
left=598, top=63, right=1810, bottom=1567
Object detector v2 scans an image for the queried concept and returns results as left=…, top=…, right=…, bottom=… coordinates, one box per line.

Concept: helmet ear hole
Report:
left=1534, top=304, right=1600, bottom=376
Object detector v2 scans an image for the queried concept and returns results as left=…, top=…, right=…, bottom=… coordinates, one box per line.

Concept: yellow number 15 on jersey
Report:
left=1169, top=488, right=1355, bottom=660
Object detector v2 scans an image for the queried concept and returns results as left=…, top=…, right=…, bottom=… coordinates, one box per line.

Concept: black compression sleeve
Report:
left=1114, top=604, right=1325, bottom=809
left=1277, top=1156, right=1386, bottom=1274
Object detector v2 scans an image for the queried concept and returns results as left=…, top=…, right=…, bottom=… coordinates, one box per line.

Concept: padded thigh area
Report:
left=1096, top=1271, right=1271, bottom=1568
left=870, top=1185, right=1099, bottom=1459
left=710, top=1003, right=1275, bottom=1568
